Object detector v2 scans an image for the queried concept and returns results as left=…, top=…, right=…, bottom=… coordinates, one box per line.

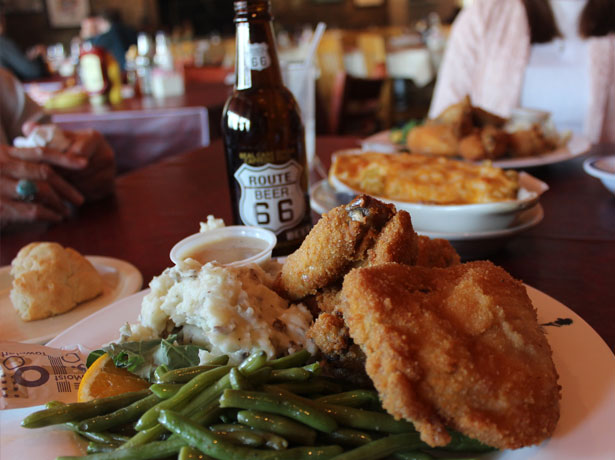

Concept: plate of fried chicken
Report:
left=362, top=96, right=591, bottom=169
left=4, top=196, right=613, bottom=459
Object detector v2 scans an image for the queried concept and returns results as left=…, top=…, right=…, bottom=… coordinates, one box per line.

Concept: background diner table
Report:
left=1, top=137, right=613, bottom=350
left=38, top=79, right=232, bottom=173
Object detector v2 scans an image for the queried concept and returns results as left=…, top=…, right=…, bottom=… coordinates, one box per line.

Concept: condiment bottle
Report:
left=79, top=42, right=122, bottom=106
left=222, top=0, right=312, bottom=256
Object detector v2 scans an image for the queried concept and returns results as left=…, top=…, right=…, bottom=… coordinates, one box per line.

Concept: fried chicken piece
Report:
left=458, top=126, right=509, bottom=161
left=407, top=123, right=460, bottom=157
left=434, top=95, right=474, bottom=137
left=366, top=210, right=418, bottom=267
left=507, top=125, right=557, bottom=157
left=416, top=235, right=460, bottom=268
left=341, top=261, right=560, bottom=449
left=471, top=106, right=507, bottom=128
left=276, top=195, right=410, bottom=300
left=307, top=311, right=370, bottom=387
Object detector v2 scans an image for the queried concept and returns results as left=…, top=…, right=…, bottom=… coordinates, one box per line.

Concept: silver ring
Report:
left=16, top=179, right=38, bottom=202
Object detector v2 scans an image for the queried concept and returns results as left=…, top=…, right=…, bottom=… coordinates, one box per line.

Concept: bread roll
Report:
left=10, top=242, right=104, bottom=321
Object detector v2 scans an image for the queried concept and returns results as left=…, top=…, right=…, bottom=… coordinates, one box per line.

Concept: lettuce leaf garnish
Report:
left=86, top=334, right=205, bottom=381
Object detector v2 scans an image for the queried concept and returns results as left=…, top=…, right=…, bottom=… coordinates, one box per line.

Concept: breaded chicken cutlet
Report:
left=276, top=195, right=412, bottom=300
left=277, top=195, right=460, bottom=385
left=340, top=261, right=561, bottom=450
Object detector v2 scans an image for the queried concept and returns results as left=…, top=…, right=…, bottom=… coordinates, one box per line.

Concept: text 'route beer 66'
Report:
left=222, top=0, right=312, bottom=256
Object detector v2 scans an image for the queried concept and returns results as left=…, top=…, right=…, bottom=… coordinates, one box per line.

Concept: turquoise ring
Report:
left=16, top=179, right=38, bottom=202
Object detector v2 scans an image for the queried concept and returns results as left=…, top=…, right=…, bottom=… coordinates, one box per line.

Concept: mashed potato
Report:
left=121, top=261, right=315, bottom=364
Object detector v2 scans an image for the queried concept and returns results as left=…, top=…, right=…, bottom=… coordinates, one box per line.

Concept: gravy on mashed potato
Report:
left=120, top=260, right=315, bottom=364
left=181, top=236, right=269, bottom=265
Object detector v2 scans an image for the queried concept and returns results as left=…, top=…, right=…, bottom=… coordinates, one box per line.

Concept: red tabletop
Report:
left=1, top=137, right=613, bottom=350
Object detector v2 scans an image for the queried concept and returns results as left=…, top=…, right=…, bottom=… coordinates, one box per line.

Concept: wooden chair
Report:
left=328, top=71, right=389, bottom=136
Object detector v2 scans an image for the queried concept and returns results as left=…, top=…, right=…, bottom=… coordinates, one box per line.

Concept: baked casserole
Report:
left=330, top=152, right=520, bottom=205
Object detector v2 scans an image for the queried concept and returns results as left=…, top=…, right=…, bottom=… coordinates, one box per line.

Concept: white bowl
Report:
left=170, top=225, right=277, bottom=267
left=583, top=155, right=615, bottom=195
left=329, top=170, right=548, bottom=233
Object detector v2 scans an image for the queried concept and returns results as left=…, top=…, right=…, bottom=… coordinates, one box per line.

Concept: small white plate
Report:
left=0, top=256, right=143, bottom=344
left=361, top=132, right=591, bottom=169
left=2, top=285, right=613, bottom=460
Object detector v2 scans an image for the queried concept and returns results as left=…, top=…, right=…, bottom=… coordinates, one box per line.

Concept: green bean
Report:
left=182, top=373, right=231, bottom=418
left=79, top=393, right=161, bottom=432
left=156, top=365, right=219, bottom=384
left=56, top=436, right=186, bottom=460
left=237, top=410, right=317, bottom=445
left=211, top=429, right=266, bottom=447
left=149, top=383, right=183, bottom=399
left=122, top=397, right=223, bottom=450
left=86, top=441, right=118, bottom=453
left=265, top=386, right=415, bottom=434
left=121, top=423, right=166, bottom=449
left=220, top=389, right=338, bottom=433
left=302, top=362, right=321, bottom=375
left=65, top=422, right=128, bottom=445
left=159, top=409, right=343, bottom=459
left=315, top=390, right=380, bottom=409
left=230, top=367, right=253, bottom=390
left=238, top=350, right=268, bottom=375
left=21, top=390, right=151, bottom=428
left=330, top=433, right=424, bottom=460
left=203, top=355, right=230, bottom=366
left=268, top=367, right=312, bottom=382
left=210, top=424, right=288, bottom=450
left=319, top=428, right=374, bottom=447
left=136, top=365, right=231, bottom=431
left=246, top=367, right=273, bottom=385
left=153, top=365, right=169, bottom=382
left=272, top=379, right=343, bottom=395
left=178, top=445, right=212, bottom=460
left=45, top=400, right=66, bottom=409
left=267, top=350, right=312, bottom=369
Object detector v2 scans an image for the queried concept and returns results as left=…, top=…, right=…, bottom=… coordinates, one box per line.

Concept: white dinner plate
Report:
left=0, top=256, right=143, bottom=344
left=360, top=132, right=591, bottom=169
left=1, top=285, right=613, bottom=460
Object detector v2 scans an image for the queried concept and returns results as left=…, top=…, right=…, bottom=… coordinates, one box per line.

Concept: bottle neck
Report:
left=233, top=3, right=283, bottom=90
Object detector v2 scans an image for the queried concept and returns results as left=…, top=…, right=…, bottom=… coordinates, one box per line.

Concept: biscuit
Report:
left=10, top=242, right=104, bottom=321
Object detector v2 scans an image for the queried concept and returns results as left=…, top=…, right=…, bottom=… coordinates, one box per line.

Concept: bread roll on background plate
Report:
left=10, top=242, right=104, bottom=321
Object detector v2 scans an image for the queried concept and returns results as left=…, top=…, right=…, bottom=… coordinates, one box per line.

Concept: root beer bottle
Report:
left=222, top=0, right=312, bottom=256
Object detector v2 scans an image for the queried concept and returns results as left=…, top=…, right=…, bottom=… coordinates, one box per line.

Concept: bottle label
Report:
left=244, top=43, right=271, bottom=71
left=234, top=160, right=306, bottom=235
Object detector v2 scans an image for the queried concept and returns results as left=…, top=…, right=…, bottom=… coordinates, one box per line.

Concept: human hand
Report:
left=0, top=144, right=85, bottom=227
left=20, top=124, right=117, bottom=201
left=48, top=129, right=117, bottom=201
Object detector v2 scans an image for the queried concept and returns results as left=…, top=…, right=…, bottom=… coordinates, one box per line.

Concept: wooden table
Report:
left=1, top=137, right=613, bottom=349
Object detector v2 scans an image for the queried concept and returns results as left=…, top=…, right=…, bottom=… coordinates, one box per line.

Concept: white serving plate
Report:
left=328, top=150, right=549, bottom=233
left=361, top=132, right=591, bottom=169
left=0, top=256, right=142, bottom=344
left=1, top=286, right=613, bottom=460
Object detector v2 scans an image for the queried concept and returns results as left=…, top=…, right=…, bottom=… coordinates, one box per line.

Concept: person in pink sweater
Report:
left=429, top=0, right=614, bottom=144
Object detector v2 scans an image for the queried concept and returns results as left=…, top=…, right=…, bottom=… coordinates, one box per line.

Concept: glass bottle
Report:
left=222, top=0, right=312, bottom=256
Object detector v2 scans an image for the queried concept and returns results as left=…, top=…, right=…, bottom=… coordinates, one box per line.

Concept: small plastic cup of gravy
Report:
left=170, top=226, right=277, bottom=267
